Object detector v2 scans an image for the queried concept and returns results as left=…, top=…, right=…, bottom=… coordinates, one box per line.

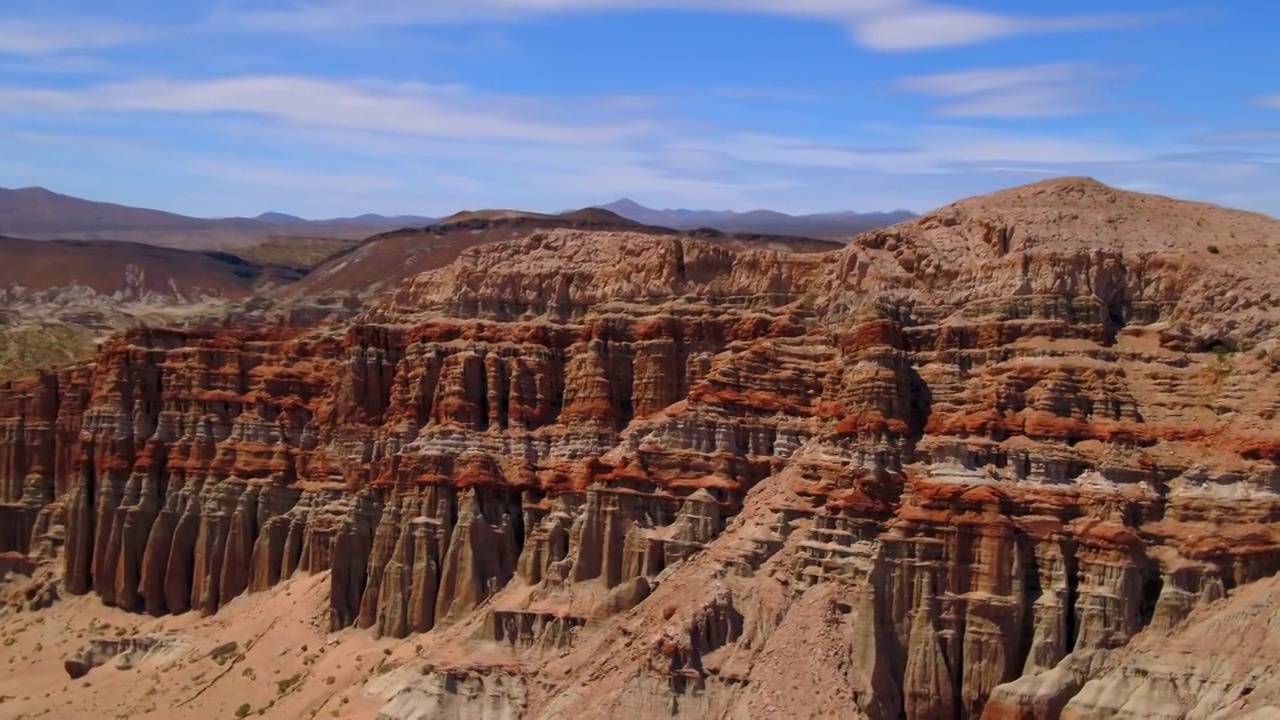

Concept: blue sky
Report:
left=0, top=1, right=1277, bottom=218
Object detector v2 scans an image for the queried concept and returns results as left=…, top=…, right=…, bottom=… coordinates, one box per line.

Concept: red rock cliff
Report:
left=2, top=180, right=1278, bottom=719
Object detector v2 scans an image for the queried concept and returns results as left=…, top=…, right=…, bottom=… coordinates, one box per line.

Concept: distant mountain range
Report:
left=0, top=186, right=915, bottom=250
left=0, top=187, right=436, bottom=249
left=0, top=186, right=246, bottom=234
left=0, top=186, right=439, bottom=233
left=252, top=210, right=439, bottom=227
left=594, top=199, right=917, bottom=238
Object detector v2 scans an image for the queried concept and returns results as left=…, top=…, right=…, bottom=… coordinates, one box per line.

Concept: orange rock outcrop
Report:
left=1, top=178, right=1278, bottom=718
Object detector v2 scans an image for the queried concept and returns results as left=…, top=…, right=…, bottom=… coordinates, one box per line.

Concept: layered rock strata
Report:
left=1, top=178, right=1278, bottom=718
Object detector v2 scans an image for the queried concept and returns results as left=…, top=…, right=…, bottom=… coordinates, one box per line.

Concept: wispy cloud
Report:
left=851, top=8, right=1158, bottom=51
left=0, top=3, right=1266, bottom=219
left=7, top=85, right=1162, bottom=213
left=228, top=0, right=1166, bottom=51
left=225, top=0, right=894, bottom=30
left=695, top=127, right=1148, bottom=175
left=183, top=159, right=404, bottom=193
left=1194, top=128, right=1280, bottom=144
left=895, top=63, right=1104, bottom=118
left=1154, top=149, right=1280, bottom=165
left=0, top=54, right=117, bottom=76
left=1257, top=94, right=1280, bottom=108
left=12, top=108, right=1279, bottom=218
left=0, top=76, right=652, bottom=145
left=0, top=18, right=147, bottom=56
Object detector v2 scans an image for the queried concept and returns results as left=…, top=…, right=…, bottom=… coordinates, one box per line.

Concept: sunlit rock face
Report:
left=3, top=178, right=1279, bottom=719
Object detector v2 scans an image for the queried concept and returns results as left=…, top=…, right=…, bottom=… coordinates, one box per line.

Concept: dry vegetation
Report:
left=232, top=237, right=362, bottom=269
left=0, top=324, right=97, bottom=381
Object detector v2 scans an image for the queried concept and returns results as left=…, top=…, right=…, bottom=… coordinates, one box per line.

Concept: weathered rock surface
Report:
left=370, top=666, right=530, bottom=720
left=1, top=178, right=1278, bottom=718
left=63, top=633, right=190, bottom=678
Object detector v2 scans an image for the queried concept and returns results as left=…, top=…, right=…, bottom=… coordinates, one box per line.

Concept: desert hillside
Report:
left=0, top=186, right=423, bottom=250
left=0, top=177, right=1277, bottom=719
left=0, top=197, right=848, bottom=381
left=290, top=207, right=842, bottom=297
left=0, top=236, right=310, bottom=381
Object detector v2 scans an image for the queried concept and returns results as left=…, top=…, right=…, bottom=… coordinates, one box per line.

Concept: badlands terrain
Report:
left=0, top=187, right=863, bottom=381
left=0, top=177, right=1277, bottom=719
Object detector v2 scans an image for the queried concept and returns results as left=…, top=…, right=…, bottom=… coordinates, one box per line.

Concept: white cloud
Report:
left=0, top=75, right=651, bottom=146
left=229, top=0, right=1163, bottom=51
left=0, top=6, right=1261, bottom=219
left=1196, top=129, right=1280, bottom=144
left=853, top=6, right=1016, bottom=50
left=0, top=54, right=116, bottom=75
left=0, top=101, right=955, bottom=212
left=183, top=159, right=403, bottom=193
left=856, top=7, right=1163, bottom=51
left=935, top=133, right=1146, bottom=165
left=12, top=109, right=1280, bottom=218
left=534, top=164, right=767, bottom=209
left=0, top=18, right=146, bottom=56
left=897, top=63, right=1082, bottom=97
left=686, top=133, right=934, bottom=174
left=228, top=0, right=899, bottom=30
left=249, top=128, right=763, bottom=209
left=895, top=63, right=1101, bottom=118
left=683, top=126, right=1148, bottom=177
left=13, top=84, right=1147, bottom=181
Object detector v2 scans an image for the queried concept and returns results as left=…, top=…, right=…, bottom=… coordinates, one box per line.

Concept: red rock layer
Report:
left=1, top=188, right=1278, bottom=719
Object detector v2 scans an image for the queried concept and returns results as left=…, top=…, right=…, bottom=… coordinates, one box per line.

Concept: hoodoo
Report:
left=1, top=179, right=1278, bottom=718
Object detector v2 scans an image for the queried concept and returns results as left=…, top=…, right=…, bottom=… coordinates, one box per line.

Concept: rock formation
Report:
left=63, top=633, right=191, bottom=679
left=1, top=177, right=1278, bottom=719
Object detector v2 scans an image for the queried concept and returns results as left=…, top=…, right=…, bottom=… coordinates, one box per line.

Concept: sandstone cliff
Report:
left=1, top=177, right=1277, bottom=719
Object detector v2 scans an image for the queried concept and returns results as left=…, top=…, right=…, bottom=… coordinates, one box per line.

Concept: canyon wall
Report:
left=2, top=187, right=1279, bottom=718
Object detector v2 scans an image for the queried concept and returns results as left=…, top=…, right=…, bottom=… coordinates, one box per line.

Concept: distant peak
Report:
left=560, top=207, right=640, bottom=225
left=601, top=198, right=649, bottom=211
left=1019, top=176, right=1116, bottom=196
left=256, top=211, right=306, bottom=223
left=953, top=176, right=1126, bottom=210
left=436, top=209, right=554, bottom=226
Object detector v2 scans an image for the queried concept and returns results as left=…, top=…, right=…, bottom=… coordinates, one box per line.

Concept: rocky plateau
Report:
left=0, top=177, right=1277, bottom=719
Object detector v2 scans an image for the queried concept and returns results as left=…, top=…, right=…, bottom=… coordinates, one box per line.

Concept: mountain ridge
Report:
left=0, top=185, right=911, bottom=248
left=594, top=197, right=917, bottom=238
left=0, top=186, right=436, bottom=249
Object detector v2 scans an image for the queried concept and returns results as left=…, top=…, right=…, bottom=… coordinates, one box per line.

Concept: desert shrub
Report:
left=209, top=641, right=239, bottom=665
left=276, top=673, right=304, bottom=694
